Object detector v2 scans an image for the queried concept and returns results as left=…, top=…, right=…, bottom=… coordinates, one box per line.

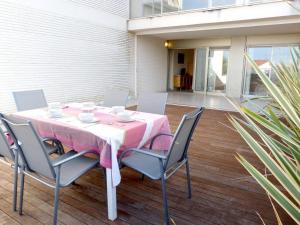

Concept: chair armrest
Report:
left=41, top=137, right=64, bottom=154
left=119, top=148, right=167, bottom=166
left=52, top=150, right=98, bottom=167
left=41, top=137, right=60, bottom=143
left=149, top=133, right=173, bottom=149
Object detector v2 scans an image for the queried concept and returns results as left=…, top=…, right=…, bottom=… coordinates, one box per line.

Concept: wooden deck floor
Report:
left=0, top=106, right=294, bottom=225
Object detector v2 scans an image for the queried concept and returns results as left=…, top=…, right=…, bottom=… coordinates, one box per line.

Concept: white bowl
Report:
left=111, top=106, right=125, bottom=114
left=78, top=112, right=95, bottom=123
left=49, top=108, right=63, bottom=118
left=117, top=111, right=133, bottom=122
left=49, top=102, right=62, bottom=109
left=81, top=102, right=96, bottom=112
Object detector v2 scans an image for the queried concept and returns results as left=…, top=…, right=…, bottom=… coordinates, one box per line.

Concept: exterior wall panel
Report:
left=226, top=36, right=246, bottom=98
left=0, top=0, right=134, bottom=113
left=136, top=36, right=168, bottom=94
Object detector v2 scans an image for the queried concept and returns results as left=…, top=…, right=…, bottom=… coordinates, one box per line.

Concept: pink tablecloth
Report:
left=13, top=105, right=172, bottom=186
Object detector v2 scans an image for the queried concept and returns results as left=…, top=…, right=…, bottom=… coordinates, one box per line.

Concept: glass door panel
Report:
left=207, top=48, right=229, bottom=93
left=243, top=45, right=300, bottom=96
left=182, top=0, right=209, bottom=10
left=211, top=0, right=236, bottom=7
left=194, top=48, right=207, bottom=92
left=163, top=0, right=180, bottom=12
left=244, top=47, right=272, bottom=96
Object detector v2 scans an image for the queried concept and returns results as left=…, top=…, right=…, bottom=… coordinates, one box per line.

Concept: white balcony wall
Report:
left=128, top=1, right=300, bottom=35
left=136, top=36, right=168, bottom=94
left=0, top=0, right=134, bottom=113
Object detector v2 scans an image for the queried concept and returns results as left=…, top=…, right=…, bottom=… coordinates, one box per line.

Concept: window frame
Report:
left=242, top=43, right=300, bottom=97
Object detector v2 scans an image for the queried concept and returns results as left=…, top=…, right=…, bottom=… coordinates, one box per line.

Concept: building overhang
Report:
left=128, top=1, right=300, bottom=39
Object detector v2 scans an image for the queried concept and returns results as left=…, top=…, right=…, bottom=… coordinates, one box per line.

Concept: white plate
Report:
left=79, top=117, right=98, bottom=123
left=117, top=118, right=135, bottom=123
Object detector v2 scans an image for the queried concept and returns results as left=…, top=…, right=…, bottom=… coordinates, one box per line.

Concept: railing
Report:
left=130, top=0, right=281, bottom=18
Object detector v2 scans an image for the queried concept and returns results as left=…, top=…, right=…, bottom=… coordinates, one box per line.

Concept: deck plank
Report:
left=0, top=106, right=295, bottom=225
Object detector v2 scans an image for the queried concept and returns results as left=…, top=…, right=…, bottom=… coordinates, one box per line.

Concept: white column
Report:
left=226, top=36, right=246, bottom=98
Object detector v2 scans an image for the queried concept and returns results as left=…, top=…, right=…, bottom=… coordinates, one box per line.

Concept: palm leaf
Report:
left=232, top=49, right=300, bottom=225
left=237, top=155, right=300, bottom=223
left=245, top=54, right=300, bottom=128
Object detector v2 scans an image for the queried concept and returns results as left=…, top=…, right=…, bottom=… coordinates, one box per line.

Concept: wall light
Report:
left=164, top=40, right=171, bottom=48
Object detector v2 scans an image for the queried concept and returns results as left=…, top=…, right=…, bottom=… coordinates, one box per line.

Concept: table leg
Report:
left=106, top=168, right=117, bottom=220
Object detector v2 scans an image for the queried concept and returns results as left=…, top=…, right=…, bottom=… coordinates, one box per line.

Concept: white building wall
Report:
left=247, top=33, right=300, bottom=45
left=226, top=36, right=246, bottom=98
left=172, top=39, right=231, bottom=48
left=136, top=36, right=168, bottom=94
left=0, top=0, right=134, bottom=113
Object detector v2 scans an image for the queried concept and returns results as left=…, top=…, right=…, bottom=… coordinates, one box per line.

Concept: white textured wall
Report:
left=0, top=0, right=134, bottom=113
left=247, top=33, right=300, bottom=45
left=171, top=38, right=231, bottom=48
left=136, top=36, right=168, bottom=94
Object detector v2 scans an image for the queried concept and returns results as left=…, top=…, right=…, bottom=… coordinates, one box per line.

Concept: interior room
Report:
left=168, top=49, right=194, bottom=92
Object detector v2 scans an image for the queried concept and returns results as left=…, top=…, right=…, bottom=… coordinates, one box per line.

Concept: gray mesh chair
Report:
left=0, top=113, right=64, bottom=156
left=2, top=116, right=99, bottom=225
left=137, top=92, right=168, bottom=115
left=119, top=107, right=204, bottom=225
left=0, top=113, right=65, bottom=214
left=0, top=126, right=19, bottom=212
left=103, top=88, right=129, bottom=107
left=13, top=89, right=48, bottom=111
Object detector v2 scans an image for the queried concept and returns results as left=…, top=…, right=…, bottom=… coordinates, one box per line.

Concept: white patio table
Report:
left=13, top=103, right=171, bottom=220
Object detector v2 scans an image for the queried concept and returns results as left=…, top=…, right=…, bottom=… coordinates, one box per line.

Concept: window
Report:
left=243, top=45, right=299, bottom=96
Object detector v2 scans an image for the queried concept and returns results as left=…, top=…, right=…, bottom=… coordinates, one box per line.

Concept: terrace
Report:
left=0, top=0, right=299, bottom=225
left=0, top=106, right=294, bottom=225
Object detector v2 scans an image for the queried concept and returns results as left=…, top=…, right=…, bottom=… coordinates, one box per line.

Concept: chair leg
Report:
left=53, top=183, right=60, bottom=225
left=59, top=142, right=64, bottom=155
left=57, top=142, right=64, bottom=155
left=161, top=176, right=170, bottom=225
left=186, top=159, right=192, bottom=199
left=19, top=170, right=25, bottom=215
left=102, top=167, right=106, bottom=178
left=13, top=165, right=18, bottom=211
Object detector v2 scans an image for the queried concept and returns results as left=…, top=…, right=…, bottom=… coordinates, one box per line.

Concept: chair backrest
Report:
left=165, top=107, right=204, bottom=170
left=103, top=88, right=129, bottom=107
left=0, top=126, right=14, bottom=160
left=137, top=92, right=168, bottom=115
left=13, top=89, right=48, bottom=111
left=1, top=115, right=56, bottom=179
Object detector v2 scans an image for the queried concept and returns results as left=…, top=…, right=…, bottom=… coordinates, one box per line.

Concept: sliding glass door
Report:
left=207, top=48, right=229, bottom=93
left=194, top=48, right=207, bottom=92
left=194, top=47, right=229, bottom=94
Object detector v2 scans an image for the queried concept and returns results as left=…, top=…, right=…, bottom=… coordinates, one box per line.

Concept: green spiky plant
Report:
left=230, top=49, right=300, bottom=224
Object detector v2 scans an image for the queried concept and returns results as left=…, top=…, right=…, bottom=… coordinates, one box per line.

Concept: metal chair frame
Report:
left=119, top=107, right=204, bottom=225
left=12, top=89, right=48, bottom=111
left=2, top=117, right=99, bottom=225
left=137, top=92, right=168, bottom=115
left=0, top=126, right=19, bottom=212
